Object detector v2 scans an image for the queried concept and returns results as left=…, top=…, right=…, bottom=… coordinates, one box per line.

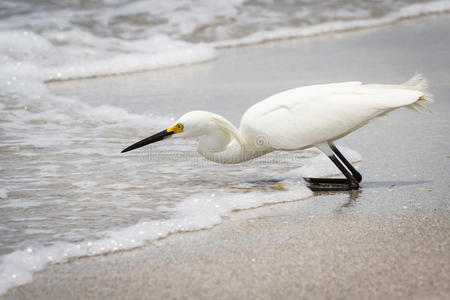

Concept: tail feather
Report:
left=402, top=73, right=434, bottom=112
left=402, top=73, right=428, bottom=91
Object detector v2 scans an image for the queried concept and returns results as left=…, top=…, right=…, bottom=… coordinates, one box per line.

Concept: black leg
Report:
left=304, top=151, right=360, bottom=191
left=329, top=143, right=362, bottom=182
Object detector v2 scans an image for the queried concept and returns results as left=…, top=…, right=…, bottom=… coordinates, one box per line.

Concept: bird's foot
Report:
left=304, top=177, right=359, bottom=191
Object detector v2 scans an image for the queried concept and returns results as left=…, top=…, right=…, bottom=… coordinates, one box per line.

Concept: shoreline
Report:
left=4, top=14, right=450, bottom=299
left=4, top=210, right=448, bottom=299
left=44, top=11, right=450, bottom=84
left=213, top=10, right=450, bottom=48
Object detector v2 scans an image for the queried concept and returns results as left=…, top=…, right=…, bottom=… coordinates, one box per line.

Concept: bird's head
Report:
left=121, top=111, right=231, bottom=153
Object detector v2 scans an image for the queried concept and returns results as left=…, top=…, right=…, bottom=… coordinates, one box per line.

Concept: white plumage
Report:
left=122, top=74, right=433, bottom=190
left=240, top=76, right=430, bottom=152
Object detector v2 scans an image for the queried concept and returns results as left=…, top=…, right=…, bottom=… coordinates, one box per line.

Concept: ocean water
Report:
left=0, top=0, right=448, bottom=295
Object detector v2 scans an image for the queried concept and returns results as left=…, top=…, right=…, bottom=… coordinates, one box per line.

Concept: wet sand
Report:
left=5, top=211, right=449, bottom=299
left=4, top=15, right=450, bottom=299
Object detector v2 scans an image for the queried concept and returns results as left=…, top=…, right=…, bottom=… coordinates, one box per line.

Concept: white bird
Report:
left=122, top=74, right=432, bottom=191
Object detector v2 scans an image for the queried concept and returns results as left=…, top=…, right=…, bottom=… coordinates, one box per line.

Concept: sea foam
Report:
left=1, top=0, right=449, bottom=80
left=0, top=30, right=217, bottom=82
left=0, top=146, right=360, bottom=295
left=212, top=1, right=450, bottom=47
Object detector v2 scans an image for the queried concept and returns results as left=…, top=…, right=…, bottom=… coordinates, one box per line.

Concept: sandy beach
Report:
left=3, top=14, right=450, bottom=300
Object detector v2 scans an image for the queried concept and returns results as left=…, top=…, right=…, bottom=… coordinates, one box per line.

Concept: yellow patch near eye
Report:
left=167, top=123, right=184, bottom=133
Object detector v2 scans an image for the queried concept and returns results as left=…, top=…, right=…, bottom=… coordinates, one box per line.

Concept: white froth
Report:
left=213, top=1, right=450, bottom=47
left=1, top=1, right=448, bottom=80
left=0, top=143, right=362, bottom=294
left=0, top=181, right=312, bottom=295
left=0, top=31, right=216, bottom=81
left=0, top=189, right=8, bottom=199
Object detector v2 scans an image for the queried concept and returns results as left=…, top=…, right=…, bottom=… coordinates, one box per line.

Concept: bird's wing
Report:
left=240, top=82, right=423, bottom=150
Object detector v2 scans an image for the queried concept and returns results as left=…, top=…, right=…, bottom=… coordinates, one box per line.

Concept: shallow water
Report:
left=0, top=50, right=365, bottom=297
left=1, top=0, right=449, bottom=80
left=0, top=75, right=362, bottom=293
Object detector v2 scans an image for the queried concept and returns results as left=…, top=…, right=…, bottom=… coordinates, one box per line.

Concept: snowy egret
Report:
left=122, top=74, right=432, bottom=191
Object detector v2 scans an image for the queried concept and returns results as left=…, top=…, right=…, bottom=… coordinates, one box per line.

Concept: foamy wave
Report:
left=1, top=1, right=448, bottom=80
left=43, top=46, right=216, bottom=81
left=0, top=181, right=312, bottom=295
left=0, top=146, right=363, bottom=295
left=212, top=1, right=450, bottom=47
left=0, top=30, right=216, bottom=82
left=0, top=62, right=171, bottom=143
left=0, top=189, right=7, bottom=199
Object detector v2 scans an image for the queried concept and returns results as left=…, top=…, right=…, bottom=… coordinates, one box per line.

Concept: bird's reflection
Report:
left=325, top=180, right=429, bottom=213
left=312, top=189, right=362, bottom=213
left=361, top=180, right=429, bottom=188
left=341, top=189, right=362, bottom=208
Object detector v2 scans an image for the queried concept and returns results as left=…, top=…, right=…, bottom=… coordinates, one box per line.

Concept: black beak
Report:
left=121, top=129, right=174, bottom=153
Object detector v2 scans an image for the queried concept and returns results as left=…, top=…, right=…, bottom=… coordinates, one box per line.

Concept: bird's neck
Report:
left=198, top=140, right=269, bottom=164
left=196, top=114, right=270, bottom=164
